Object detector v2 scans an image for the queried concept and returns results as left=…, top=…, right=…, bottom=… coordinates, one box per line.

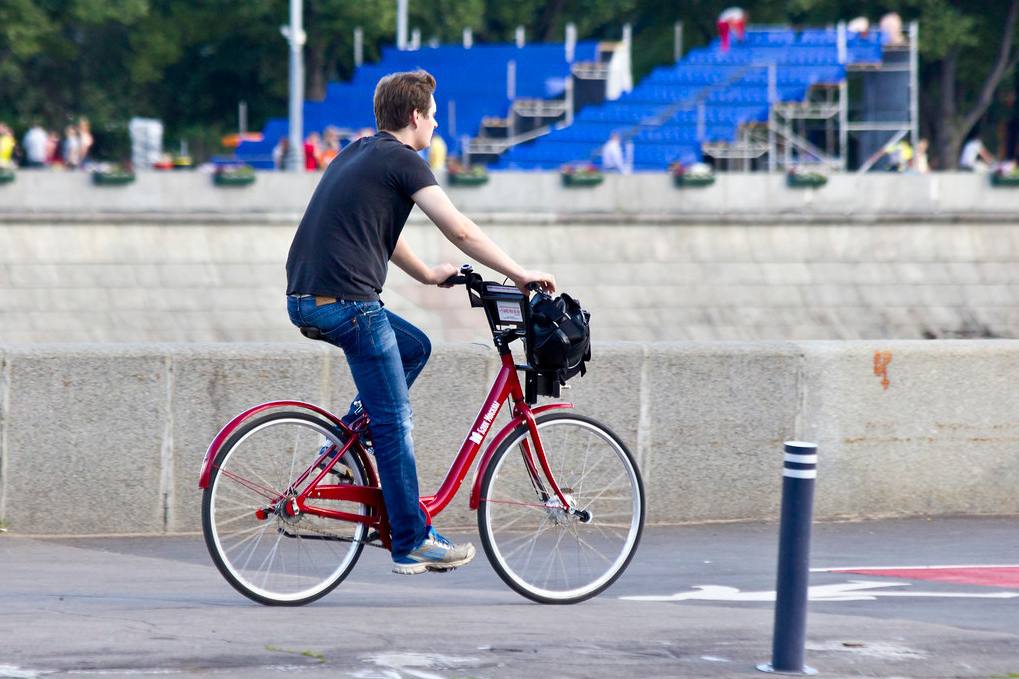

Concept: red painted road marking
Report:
left=826, top=566, right=1019, bottom=588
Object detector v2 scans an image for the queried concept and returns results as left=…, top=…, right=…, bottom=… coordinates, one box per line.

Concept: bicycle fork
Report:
left=517, top=407, right=592, bottom=524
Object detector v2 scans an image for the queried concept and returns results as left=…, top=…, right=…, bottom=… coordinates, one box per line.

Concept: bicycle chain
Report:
left=277, top=503, right=388, bottom=550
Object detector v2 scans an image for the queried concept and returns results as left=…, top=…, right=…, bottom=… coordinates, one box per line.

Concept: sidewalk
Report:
left=1, top=517, right=1017, bottom=678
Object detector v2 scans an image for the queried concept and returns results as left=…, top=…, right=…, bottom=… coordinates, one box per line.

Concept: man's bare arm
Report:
left=391, top=234, right=456, bottom=285
left=411, top=185, right=556, bottom=293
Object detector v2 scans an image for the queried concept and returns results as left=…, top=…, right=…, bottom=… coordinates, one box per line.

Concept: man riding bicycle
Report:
left=285, top=70, right=556, bottom=575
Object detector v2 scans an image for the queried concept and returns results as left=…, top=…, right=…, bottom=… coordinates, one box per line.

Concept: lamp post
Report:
left=281, top=0, right=305, bottom=172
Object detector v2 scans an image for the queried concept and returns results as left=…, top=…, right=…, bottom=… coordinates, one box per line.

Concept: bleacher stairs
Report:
left=496, top=27, right=884, bottom=171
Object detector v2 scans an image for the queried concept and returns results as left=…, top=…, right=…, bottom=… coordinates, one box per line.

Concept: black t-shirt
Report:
left=285, top=131, right=438, bottom=301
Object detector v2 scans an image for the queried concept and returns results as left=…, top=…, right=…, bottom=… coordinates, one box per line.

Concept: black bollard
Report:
left=758, top=441, right=818, bottom=675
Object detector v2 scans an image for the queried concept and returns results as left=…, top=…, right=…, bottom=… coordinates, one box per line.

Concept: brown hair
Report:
left=374, top=70, right=436, bottom=131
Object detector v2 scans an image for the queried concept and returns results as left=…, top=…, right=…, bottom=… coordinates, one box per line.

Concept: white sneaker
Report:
left=392, top=527, right=476, bottom=575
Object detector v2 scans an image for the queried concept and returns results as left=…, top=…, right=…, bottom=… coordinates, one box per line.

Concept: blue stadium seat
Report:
left=237, top=41, right=598, bottom=164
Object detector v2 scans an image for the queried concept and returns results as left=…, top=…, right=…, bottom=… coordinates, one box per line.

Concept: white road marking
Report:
left=353, top=653, right=482, bottom=679
left=621, top=580, right=1019, bottom=602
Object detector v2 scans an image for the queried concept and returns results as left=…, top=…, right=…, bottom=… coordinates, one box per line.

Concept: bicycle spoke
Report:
left=204, top=413, right=371, bottom=604
left=480, top=414, right=644, bottom=603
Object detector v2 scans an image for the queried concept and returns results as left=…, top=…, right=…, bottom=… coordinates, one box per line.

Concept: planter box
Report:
left=92, top=172, right=136, bottom=186
left=448, top=173, right=489, bottom=186
left=673, top=174, right=715, bottom=188
left=991, top=174, right=1019, bottom=187
left=0, top=170, right=15, bottom=185
left=786, top=174, right=827, bottom=189
left=562, top=174, right=604, bottom=187
left=213, top=173, right=256, bottom=187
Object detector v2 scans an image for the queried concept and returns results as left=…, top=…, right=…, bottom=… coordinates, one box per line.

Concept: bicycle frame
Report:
left=198, top=351, right=573, bottom=550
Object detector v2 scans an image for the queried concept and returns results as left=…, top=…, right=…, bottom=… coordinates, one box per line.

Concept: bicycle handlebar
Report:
left=441, top=265, right=545, bottom=295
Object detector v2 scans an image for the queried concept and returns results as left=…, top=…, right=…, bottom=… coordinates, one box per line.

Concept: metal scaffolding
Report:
left=702, top=21, right=919, bottom=173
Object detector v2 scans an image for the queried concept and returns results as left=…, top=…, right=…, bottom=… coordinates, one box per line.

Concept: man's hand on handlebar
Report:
left=514, top=271, right=556, bottom=296
left=430, top=263, right=459, bottom=287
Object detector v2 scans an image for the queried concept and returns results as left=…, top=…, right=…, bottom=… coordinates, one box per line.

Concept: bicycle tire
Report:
left=478, top=411, right=645, bottom=604
left=202, top=410, right=371, bottom=606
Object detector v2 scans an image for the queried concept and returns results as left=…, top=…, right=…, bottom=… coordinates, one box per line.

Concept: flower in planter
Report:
left=446, top=159, right=489, bottom=185
left=670, top=161, right=715, bottom=186
left=560, top=162, right=604, bottom=186
left=561, top=162, right=602, bottom=179
left=786, top=165, right=828, bottom=187
left=213, top=163, right=256, bottom=186
left=991, top=162, right=1019, bottom=184
left=91, top=162, right=136, bottom=185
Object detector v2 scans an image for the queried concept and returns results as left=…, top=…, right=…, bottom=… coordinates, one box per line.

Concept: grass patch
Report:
left=265, top=644, right=325, bottom=663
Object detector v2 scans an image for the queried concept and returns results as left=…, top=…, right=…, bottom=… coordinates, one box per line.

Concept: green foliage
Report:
left=0, top=0, right=1014, bottom=164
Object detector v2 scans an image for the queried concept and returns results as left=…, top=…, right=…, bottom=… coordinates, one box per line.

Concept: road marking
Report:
left=621, top=580, right=1019, bottom=603
left=353, top=653, right=482, bottom=679
left=812, top=565, right=1019, bottom=588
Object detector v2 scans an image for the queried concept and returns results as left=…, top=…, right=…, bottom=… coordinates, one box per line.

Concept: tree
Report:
left=923, top=0, right=1019, bottom=168
left=790, top=0, right=1019, bottom=169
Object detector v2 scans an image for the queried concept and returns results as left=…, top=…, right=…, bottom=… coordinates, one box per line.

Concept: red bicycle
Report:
left=198, top=265, right=645, bottom=605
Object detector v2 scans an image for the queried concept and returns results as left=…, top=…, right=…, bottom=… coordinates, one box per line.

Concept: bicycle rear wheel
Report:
left=202, top=411, right=372, bottom=606
left=478, top=411, right=645, bottom=604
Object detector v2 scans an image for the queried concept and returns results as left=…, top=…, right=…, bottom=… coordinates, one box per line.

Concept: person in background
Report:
left=320, top=126, right=342, bottom=167
left=882, top=138, right=913, bottom=172
left=427, top=133, right=446, bottom=173
left=959, top=136, right=996, bottom=172
left=601, top=132, right=626, bottom=173
left=0, top=123, right=16, bottom=168
left=62, top=124, right=81, bottom=169
left=304, top=132, right=322, bottom=170
left=272, top=137, right=289, bottom=170
left=913, top=138, right=930, bottom=174
left=717, top=7, right=747, bottom=52
left=78, top=117, right=94, bottom=164
left=22, top=123, right=48, bottom=168
left=847, top=16, right=870, bottom=36
left=879, top=12, right=906, bottom=46
left=46, top=129, right=61, bottom=166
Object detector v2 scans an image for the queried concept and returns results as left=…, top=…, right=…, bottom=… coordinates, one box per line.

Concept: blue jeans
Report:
left=287, top=295, right=431, bottom=558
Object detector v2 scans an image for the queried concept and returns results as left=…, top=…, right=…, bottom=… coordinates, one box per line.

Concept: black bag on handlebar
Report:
left=527, top=292, right=591, bottom=385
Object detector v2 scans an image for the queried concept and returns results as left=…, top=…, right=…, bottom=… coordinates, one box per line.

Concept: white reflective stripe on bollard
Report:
left=783, top=469, right=817, bottom=479
left=783, top=453, right=817, bottom=465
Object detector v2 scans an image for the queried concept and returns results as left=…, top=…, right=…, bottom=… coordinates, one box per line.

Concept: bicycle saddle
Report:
left=299, top=326, right=325, bottom=341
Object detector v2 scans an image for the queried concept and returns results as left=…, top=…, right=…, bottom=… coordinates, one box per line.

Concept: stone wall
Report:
left=2, top=220, right=1018, bottom=343
left=2, top=341, right=1016, bottom=535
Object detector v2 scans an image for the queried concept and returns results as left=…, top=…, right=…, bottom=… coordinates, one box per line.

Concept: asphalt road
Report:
left=2, top=517, right=1017, bottom=679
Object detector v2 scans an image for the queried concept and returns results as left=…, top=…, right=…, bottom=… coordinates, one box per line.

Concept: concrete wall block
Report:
left=218, top=263, right=286, bottom=288
left=641, top=343, right=800, bottom=523
left=968, top=226, right=1019, bottom=261
left=3, top=346, right=169, bottom=533
left=977, top=262, right=1019, bottom=283
left=962, top=284, right=1014, bottom=306
left=689, top=227, right=755, bottom=262
left=916, top=285, right=966, bottom=306
left=156, top=264, right=222, bottom=288
left=759, top=262, right=813, bottom=285
left=797, top=341, right=1019, bottom=518
left=169, top=343, right=331, bottom=533
left=2, top=341, right=1019, bottom=534
left=9, top=264, right=62, bottom=288
left=10, top=263, right=141, bottom=289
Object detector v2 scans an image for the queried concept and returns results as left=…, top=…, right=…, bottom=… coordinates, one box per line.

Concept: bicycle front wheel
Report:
left=202, top=411, right=371, bottom=606
left=478, top=412, right=645, bottom=604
